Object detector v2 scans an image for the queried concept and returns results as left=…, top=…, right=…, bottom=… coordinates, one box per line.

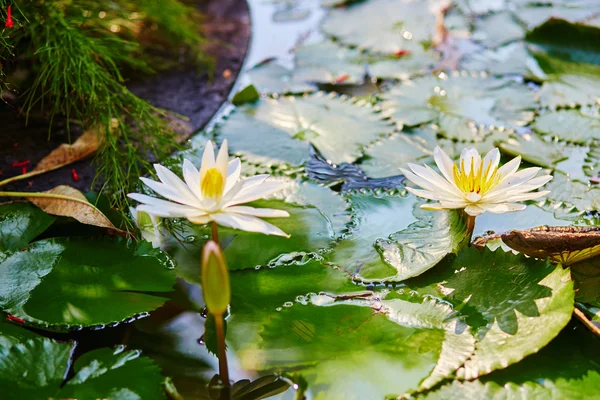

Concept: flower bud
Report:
left=201, top=240, right=230, bottom=316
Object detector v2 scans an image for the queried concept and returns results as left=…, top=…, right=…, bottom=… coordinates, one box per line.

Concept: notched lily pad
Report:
left=0, top=237, right=176, bottom=330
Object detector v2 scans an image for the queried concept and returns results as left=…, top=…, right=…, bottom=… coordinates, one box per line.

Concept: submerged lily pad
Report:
left=0, top=338, right=165, bottom=399
left=408, top=248, right=574, bottom=381
left=216, top=92, right=392, bottom=168
left=0, top=238, right=176, bottom=329
left=0, top=203, right=55, bottom=252
left=381, top=74, right=537, bottom=138
left=168, top=178, right=350, bottom=282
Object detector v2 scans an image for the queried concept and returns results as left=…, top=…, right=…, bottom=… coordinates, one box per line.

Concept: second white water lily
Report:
left=400, top=146, right=552, bottom=217
left=128, top=140, right=290, bottom=237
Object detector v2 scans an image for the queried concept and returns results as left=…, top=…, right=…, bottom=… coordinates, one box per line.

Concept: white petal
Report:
left=405, top=187, right=442, bottom=201
left=212, top=212, right=290, bottom=237
left=464, top=204, right=486, bottom=216
left=495, top=156, right=521, bottom=178
left=420, top=202, right=446, bottom=211
left=216, top=139, right=229, bottom=179
left=140, top=177, right=201, bottom=208
left=479, top=203, right=526, bottom=213
left=226, top=206, right=290, bottom=218
left=224, top=158, right=242, bottom=194
left=503, top=190, right=550, bottom=202
left=199, top=140, right=216, bottom=180
left=459, top=147, right=481, bottom=175
left=490, top=167, right=542, bottom=194
left=154, top=164, right=200, bottom=206
left=187, top=215, right=211, bottom=224
left=225, top=181, right=287, bottom=207
left=182, top=159, right=203, bottom=200
left=481, top=148, right=501, bottom=180
left=403, top=165, right=463, bottom=199
left=438, top=199, right=468, bottom=208
left=128, top=193, right=203, bottom=217
left=433, top=146, right=455, bottom=183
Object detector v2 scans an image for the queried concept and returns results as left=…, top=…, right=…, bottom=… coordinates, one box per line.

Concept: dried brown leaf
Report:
left=32, top=127, right=100, bottom=173
left=27, top=185, right=125, bottom=234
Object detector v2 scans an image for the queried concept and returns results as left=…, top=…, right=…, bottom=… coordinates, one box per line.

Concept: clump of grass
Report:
left=0, top=0, right=211, bottom=223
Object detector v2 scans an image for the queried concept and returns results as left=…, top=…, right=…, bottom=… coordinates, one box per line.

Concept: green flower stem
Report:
left=214, top=313, right=230, bottom=398
left=211, top=221, right=220, bottom=245
left=0, top=170, right=48, bottom=187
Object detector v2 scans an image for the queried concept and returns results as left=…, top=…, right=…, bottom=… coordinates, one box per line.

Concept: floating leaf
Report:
left=461, top=42, right=541, bottom=77
left=325, top=191, right=420, bottom=281
left=411, top=248, right=574, bottom=381
left=216, top=93, right=392, bottom=168
left=497, top=132, right=570, bottom=168
left=381, top=75, right=537, bottom=139
left=0, top=202, right=55, bottom=252
left=227, top=261, right=468, bottom=398
left=571, top=259, right=600, bottom=306
left=231, top=84, right=260, bottom=106
left=374, top=210, right=468, bottom=282
left=168, top=178, right=350, bottom=281
left=0, top=319, right=40, bottom=350
left=472, top=11, right=525, bottom=48
left=0, top=237, right=176, bottom=329
left=245, top=61, right=316, bottom=95
left=418, top=326, right=600, bottom=399
left=544, top=172, right=600, bottom=213
left=0, top=338, right=165, bottom=400
left=532, top=108, right=600, bottom=145
left=321, top=0, right=440, bottom=55
left=27, top=185, right=124, bottom=234
left=31, top=127, right=100, bottom=175
left=294, top=41, right=367, bottom=85
left=501, top=225, right=600, bottom=265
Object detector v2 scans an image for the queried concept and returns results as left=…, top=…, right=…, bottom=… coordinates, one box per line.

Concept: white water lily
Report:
left=400, top=146, right=553, bottom=217
left=128, top=140, right=290, bottom=237
left=130, top=206, right=163, bottom=248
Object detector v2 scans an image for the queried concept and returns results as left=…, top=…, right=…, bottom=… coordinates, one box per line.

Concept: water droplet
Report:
left=283, top=301, right=293, bottom=308
left=276, top=307, right=283, bottom=312
left=185, top=235, right=196, bottom=243
left=197, top=336, right=205, bottom=345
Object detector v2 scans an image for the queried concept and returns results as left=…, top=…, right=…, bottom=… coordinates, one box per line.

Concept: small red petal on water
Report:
left=7, top=315, right=24, bottom=324
left=11, top=160, right=30, bottom=167
left=5, top=6, right=13, bottom=28
left=335, top=74, right=350, bottom=83
left=394, top=49, right=411, bottom=57
left=72, top=168, right=80, bottom=181
left=21, top=166, right=27, bottom=174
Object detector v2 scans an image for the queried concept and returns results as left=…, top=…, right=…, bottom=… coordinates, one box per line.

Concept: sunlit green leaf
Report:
left=532, top=107, right=600, bottom=145
left=0, top=203, right=55, bottom=252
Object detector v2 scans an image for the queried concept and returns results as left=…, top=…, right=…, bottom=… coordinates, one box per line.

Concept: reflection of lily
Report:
left=128, top=140, right=290, bottom=237
left=400, top=146, right=552, bottom=217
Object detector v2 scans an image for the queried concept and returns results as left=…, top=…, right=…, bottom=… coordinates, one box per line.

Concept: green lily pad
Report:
left=570, top=259, right=600, bottom=306
left=381, top=75, right=537, bottom=138
left=0, top=338, right=165, bottom=400
left=0, top=203, right=55, bottom=252
left=472, top=11, right=525, bottom=48
left=375, top=209, right=468, bottom=282
left=293, top=41, right=367, bottom=85
left=167, top=178, right=350, bottom=281
left=461, top=42, right=541, bottom=77
left=216, top=92, right=392, bottom=168
left=544, top=171, right=600, bottom=213
left=0, top=237, right=176, bottom=329
left=417, top=325, right=600, bottom=399
left=532, top=107, right=600, bottom=145
left=408, top=248, right=574, bottom=381
left=324, top=190, right=419, bottom=281
left=227, top=261, right=469, bottom=398
left=321, top=0, right=440, bottom=55
left=497, top=132, right=570, bottom=168
left=245, top=61, right=316, bottom=95
left=519, top=3, right=600, bottom=32
left=0, top=319, right=40, bottom=350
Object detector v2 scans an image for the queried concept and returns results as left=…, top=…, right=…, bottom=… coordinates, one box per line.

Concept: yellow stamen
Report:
left=201, top=167, right=225, bottom=200
left=452, top=158, right=502, bottom=198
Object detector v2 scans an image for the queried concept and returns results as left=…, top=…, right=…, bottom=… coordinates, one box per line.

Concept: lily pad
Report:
left=408, top=248, right=574, bottom=380
left=545, top=171, right=600, bottom=212
left=0, top=338, right=165, bottom=399
left=381, top=75, right=537, bottom=138
left=375, top=210, right=468, bottom=282
left=293, top=41, right=367, bottom=85
left=324, top=190, right=419, bottom=281
left=167, top=178, right=350, bottom=281
left=321, top=0, right=439, bottom=55
left=472, top=11, right=525, bottom=48
left=245, top=61, right=316, bottom=95
left=227, top=261, right=469, bottom=399
left=497, top=132, right=570, bottom=168
left=461, top=42, right=541, bottom=77
left=0, top=203, right=55, bottom=252
left=517, top=2, right=600, bottom=31
left=216, top=92, right=392, bottom=168
left=0, top=237, right=176, bottom=329
left=532, top=107, right=600, bottom=145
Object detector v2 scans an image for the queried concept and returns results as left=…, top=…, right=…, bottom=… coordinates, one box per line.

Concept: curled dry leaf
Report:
left=501, top=226, right=600, bottom=265
left=32, top=127, right=101, bottom=173
left=27, top=185, right=125, bottom=235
